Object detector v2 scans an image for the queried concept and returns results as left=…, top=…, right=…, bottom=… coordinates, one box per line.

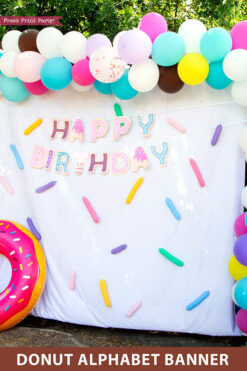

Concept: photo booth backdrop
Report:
left=0, top=82, right=245, bottom=335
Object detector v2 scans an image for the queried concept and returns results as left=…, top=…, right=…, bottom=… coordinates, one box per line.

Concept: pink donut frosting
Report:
left=0, top=221, right=40, bottom=326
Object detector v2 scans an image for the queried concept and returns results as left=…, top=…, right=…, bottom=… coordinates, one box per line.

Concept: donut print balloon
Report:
left=89, top=46, right=126, bottom=83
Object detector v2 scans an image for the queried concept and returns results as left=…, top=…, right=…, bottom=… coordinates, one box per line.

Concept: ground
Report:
left=0, top=317, right=246, bottom=347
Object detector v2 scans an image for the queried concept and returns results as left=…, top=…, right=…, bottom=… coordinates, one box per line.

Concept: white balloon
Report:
left=239, top=125, right=247, bottom=152
left=71, top=80, right=92, bottom=92
left=232, top=81, right=247, bottom=107
left=231, top=282, right=238, bottom=305
left=37, top=27, right=63, bottom=58
left=223, top=49, right=247, bottom=81
left=61, top=31, right=87, bottom=63
left=2, top=30, right=21, bottom=53
left=89, top=46, right=126, bottom=83
left=241, top=186, right=247, bottom=208
left=178, top=19, right=206, bottom=53
left=0, top=52, right=17, bottom=77
left=113, top=31, right=126, bottom=50
left=128, top=59, right=159, bottom=92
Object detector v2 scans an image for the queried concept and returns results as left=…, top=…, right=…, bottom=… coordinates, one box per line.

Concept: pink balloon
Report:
left=231, top=21, right=247, bottom=50
left=14, top=51, right=46, bottom=83
left=86, top=34, right=111, bottom=58
left=24, top=80, right=49, bottom=95
left=139, top=12, right=167, bottom=42
left=236, top=309, right=247, bottom=333
left=72, top=59, right=96, bottom=86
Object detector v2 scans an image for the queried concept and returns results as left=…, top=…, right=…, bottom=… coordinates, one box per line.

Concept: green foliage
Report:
left=0, top=0, right=246, bottom=40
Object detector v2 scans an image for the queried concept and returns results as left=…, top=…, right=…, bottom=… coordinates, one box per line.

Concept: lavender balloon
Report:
left=86, top=34, right=111, bottom=58
left=117, top=30, right=152, bottom=64
left=234, top=234, right=247, bottom=266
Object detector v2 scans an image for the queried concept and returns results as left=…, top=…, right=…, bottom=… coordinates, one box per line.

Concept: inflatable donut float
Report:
left=0, top=220, right=46, bottom=331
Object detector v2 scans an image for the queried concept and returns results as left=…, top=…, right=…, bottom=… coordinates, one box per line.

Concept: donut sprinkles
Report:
left=0, top=220, right=46, bottom=331
left=189, top=158, right=205, bottom=187
left=186, top=290, right=210, bottom=311
left=165, top=198, right=181, bottom=220
left=26, top=218, right=41, bottom=241
left=0, top=176, right=14, bottom=195
left=100, top=279, right=111, bottom=308
left=111, top=244, right=127, bottom=254
left=24, top=118, right=43, bottom=136
left=126, top=177, right=144, bottom=204
left=126, top=301, right=142, bottom=318
left=159, top=248, right=184, bottom=267
left=10, top=144, right=24, bottom=170
left=167, top=117, right=186, bottom=134
left=82, top=197, right=99, bottom=223
left=211, top=125, right=222, bottom=146
left=36, top=181, right=57, bottom=193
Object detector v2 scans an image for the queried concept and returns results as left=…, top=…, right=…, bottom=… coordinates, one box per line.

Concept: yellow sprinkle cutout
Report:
left=20, top=264, right=23, bottom=270
left=5, top=289, right=8, bottom=295
left=18, top=298, right=24, bottom=304
left=126, top=177, right=144, bottom=204
left=28, top=261, right=33, bottom=267
left=5, top=224, right=10, bottom=229
left=100, top=279, right=111, bottom=308
left=24, top=118, right=43, bottom=135
left=0, top=222, right=4, bottom=225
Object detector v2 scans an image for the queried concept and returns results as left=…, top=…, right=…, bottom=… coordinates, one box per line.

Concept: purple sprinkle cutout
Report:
left=36, top=181, right=57, bottom=193
left=111, top=244, right=127, bottom=254
left=211, top=124, right=222, bottom=146
left=26, top=217, right=41, bottom=241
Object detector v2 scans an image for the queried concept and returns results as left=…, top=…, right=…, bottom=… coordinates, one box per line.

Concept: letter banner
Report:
left=0, top=347, right=246, bottom=370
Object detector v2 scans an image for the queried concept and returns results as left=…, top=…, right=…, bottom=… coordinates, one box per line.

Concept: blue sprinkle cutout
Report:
left=10, top=144, right=24, bottom=170
left=186, top=290, right=210, bottom=311
left=165, top=198, right=181, bottom=220
left=4, top=305, right=9, bottom=311
left=10, top=231, right=17, bottom=235
left=13, top=269, right=17, bottom=272
left=12, top=284, right=15, bottom=290
left=25, top=254, right=32, bottom=258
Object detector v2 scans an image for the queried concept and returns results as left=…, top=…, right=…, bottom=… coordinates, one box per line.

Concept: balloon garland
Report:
left=0, top=12, right=247, bottom=333
left=0, top=14, right=246, bottom=105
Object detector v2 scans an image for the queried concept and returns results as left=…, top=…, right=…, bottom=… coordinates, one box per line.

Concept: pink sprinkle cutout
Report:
left=126, top=301, right=142, bottom=318
left=69, top=271, right=76, bottom=290
left=82, top=197, right=99, bottom=223
left=190, top=158, right=205, bottom=187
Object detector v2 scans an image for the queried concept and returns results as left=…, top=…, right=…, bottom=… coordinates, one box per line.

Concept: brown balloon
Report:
left=158, top=64, right=184, bottom=94
left=18, top=29, right=39, bottom=52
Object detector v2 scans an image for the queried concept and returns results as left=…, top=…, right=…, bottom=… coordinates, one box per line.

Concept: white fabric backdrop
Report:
left=0, top=82, right=245, bottom=335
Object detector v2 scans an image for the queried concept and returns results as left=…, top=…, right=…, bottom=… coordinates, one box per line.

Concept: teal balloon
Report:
left=151, top=32, right=185, bottom=66
left=0, top=52, right=3, bottom=75
left=41, top=57, right=72, bottom=90
left=200, top=28, right=232, bottom=62
left=206, top=60, right=232, bottom=90
left=111, top=70, right=138, bottom=100
left=234, top=277, right=247, bottom=310
left=0, top=75, right=30, bottom=102
left=94, top=80, right=112, bottom=95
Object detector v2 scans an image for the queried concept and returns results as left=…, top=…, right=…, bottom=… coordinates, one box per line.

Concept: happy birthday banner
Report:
left=29, top=113, right=169, bottom=176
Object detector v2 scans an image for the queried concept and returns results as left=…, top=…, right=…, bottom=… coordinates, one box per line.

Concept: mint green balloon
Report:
left=200, top=28, right=232, bottom=62
left=0, top=75, right=30, bottom=102
left=151, top=32, right=185, bottom=66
